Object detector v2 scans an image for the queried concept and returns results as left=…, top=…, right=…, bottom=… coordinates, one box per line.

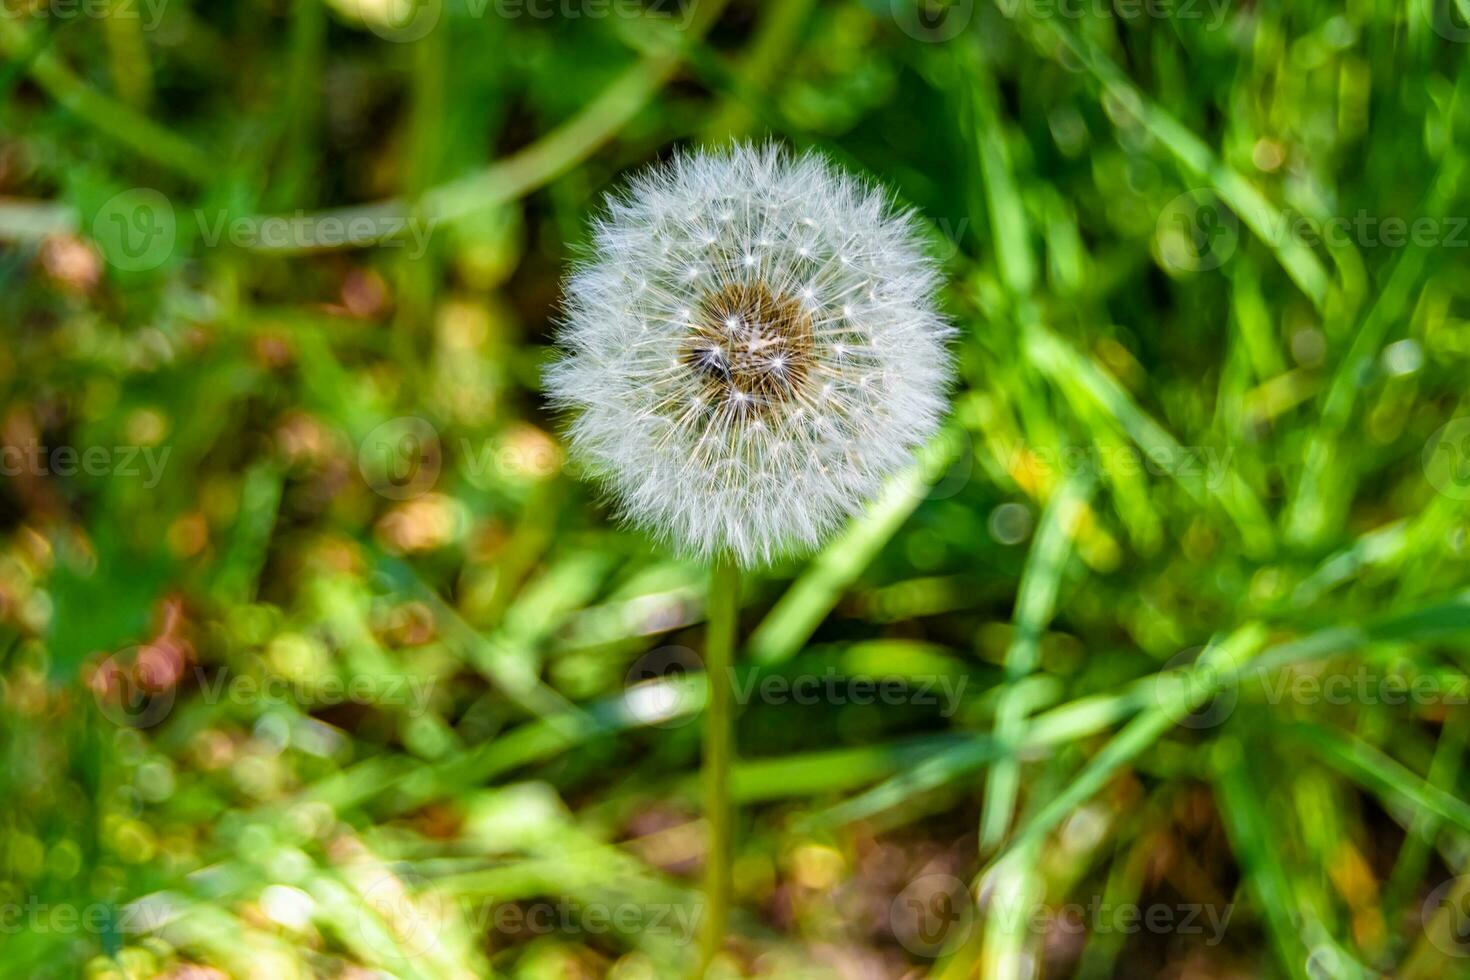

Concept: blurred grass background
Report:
left=5, top=0, right=1470, bottom=977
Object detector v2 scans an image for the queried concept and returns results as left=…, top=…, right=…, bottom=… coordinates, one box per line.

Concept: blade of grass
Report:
left=962, top=36, right=1036, bottom=300
left=980, top=844, right=1044, bottom=980
left=1212, top=737, right=1315, bottom=980
left=977, top=624, right=1267, bottom=867
left=980, top=471, right=1093, bottom=852
left=1384, top=712, right=1470, bottom=919
left=1284, top=159, right=1465, bottom=546
left=0, top=17, right=214, bottom=182
left=809, top=737, right=997, bottom=827
left=373, top=550, right=594, bottom=729
left=234, top=0, right=732, bottom=249
left=1022, top=321, right=1274, bottom=556
left=1283, top=722, right=1470, bottom=836
left=1012, top=11, right=1332, bottom=311
left=698, top=0, right=816, bottom=139
left=746, top=425, right=964, bottom=665
left=103, top=0, right=152, bottom=108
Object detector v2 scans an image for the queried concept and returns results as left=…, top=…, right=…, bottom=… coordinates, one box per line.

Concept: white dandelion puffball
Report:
left=547, top=144, right=952, bottom=566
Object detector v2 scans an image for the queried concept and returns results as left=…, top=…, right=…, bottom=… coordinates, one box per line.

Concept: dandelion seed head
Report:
left=547, top=143, right=953, bottom=565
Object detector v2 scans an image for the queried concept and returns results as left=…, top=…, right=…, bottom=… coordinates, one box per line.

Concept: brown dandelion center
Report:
left=682, top=282, right=814, bottom=412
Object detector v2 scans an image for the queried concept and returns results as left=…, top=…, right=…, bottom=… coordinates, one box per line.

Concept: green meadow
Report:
left=4, top=0, right=1470, bottom=976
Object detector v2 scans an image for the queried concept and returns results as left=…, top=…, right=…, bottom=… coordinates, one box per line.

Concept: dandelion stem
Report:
left=699, top=555, right=739, bottom=972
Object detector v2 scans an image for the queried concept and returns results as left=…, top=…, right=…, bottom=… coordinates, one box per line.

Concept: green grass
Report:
left=5, top=0, right=1470, bottom=977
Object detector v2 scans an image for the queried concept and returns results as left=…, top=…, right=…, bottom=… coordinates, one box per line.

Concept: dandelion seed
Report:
left=547, top=143, right=952, bottom=565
